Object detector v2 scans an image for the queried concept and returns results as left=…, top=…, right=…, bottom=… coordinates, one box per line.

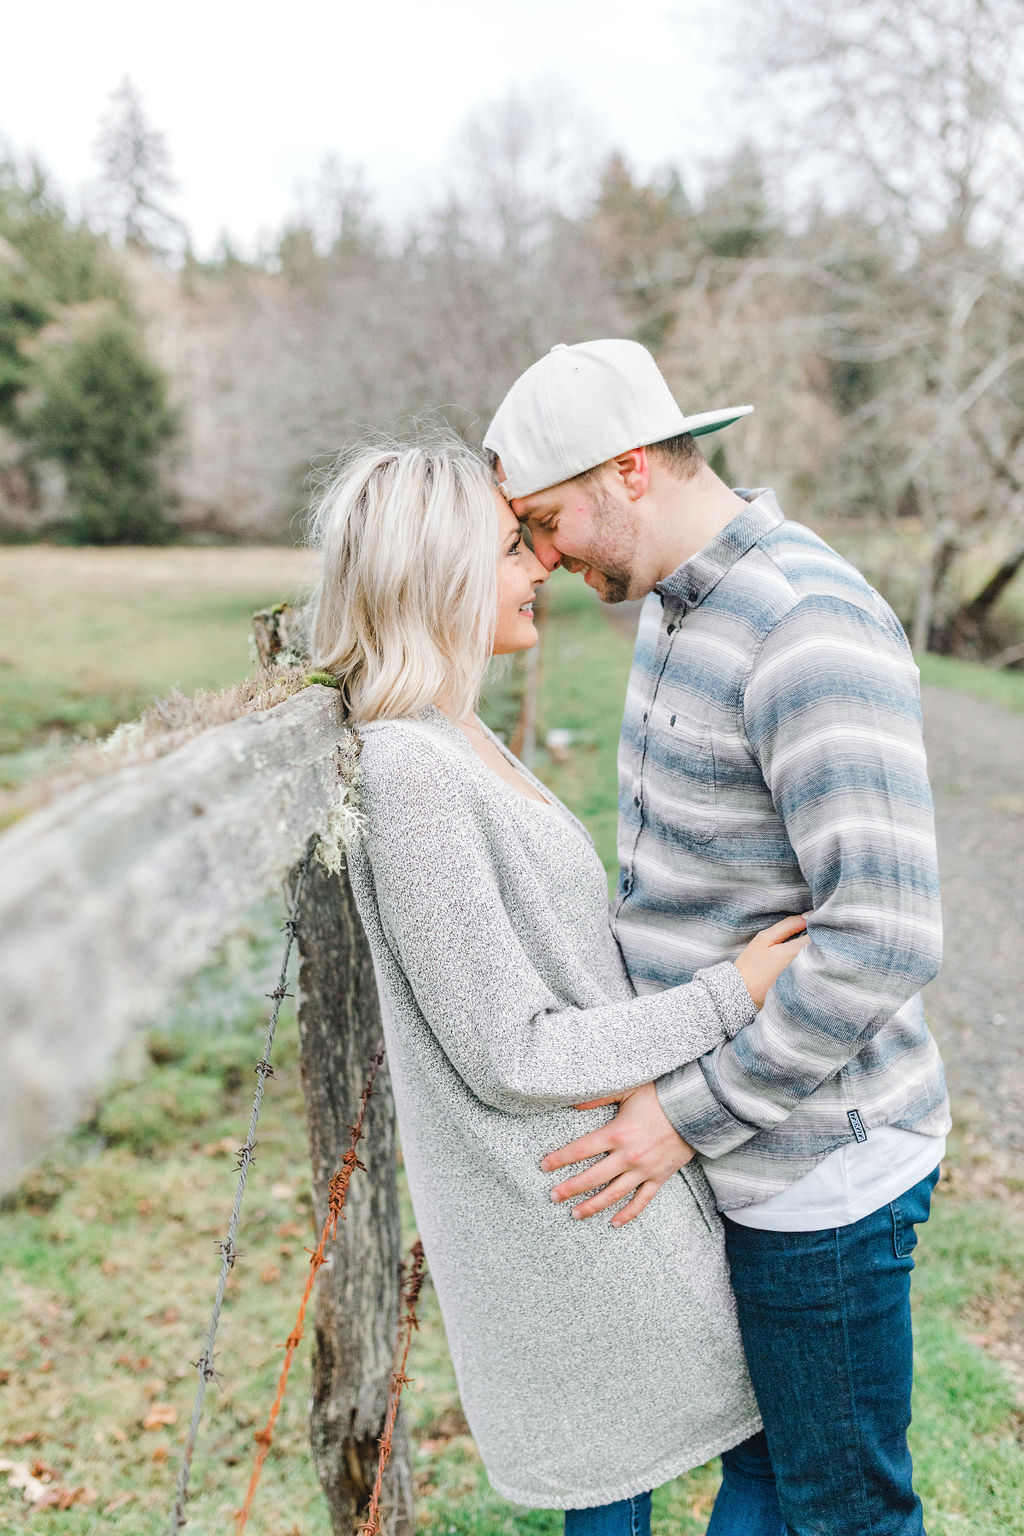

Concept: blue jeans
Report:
left=722, top=1167, right=940, bottom=1536
left=565, top=1490, right=651, bottom=1536
left=564, top=1430, right=784, bottom=1535
left=564, top=1169, right=937, bottom=1535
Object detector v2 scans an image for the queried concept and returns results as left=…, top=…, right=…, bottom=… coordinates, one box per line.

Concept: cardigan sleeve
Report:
left=355, top=731, right=754, bottom=1116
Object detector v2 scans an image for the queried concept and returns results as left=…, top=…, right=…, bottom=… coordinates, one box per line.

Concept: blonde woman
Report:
left=307, top=438, right=804, bottom=1535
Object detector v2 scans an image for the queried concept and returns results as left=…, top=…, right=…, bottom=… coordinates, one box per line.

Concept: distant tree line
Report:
left=1, top=0, right=1022, bottom=658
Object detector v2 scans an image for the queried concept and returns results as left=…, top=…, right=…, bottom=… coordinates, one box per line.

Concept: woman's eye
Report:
left=508, top=537, right=522, bottom=555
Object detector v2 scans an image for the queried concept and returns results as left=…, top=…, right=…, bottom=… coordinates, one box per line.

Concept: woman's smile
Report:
left=492, top=492, right=549, bottom=654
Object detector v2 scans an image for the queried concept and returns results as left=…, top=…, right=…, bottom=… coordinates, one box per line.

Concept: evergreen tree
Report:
left=24, top=317, right=178, bottom=544
left=590, top=154, right=696, bottom=349
left=0, top=153, right=180, bottom=544
left=697, top=145, right=776, bottom=260
left=0, top=155, right=125, bottom=427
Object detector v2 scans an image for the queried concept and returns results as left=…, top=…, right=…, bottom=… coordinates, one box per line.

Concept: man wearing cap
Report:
left=484, top=340, right=949, bottom=1535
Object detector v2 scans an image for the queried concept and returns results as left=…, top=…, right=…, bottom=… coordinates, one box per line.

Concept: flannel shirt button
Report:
left=633, top=796, right=641, bottom=808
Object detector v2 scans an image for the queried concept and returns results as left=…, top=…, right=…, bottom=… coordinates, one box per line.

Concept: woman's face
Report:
left=492, top=492, right=549, bottom=656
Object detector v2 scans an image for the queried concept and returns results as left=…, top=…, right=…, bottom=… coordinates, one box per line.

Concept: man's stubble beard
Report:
left=594, top=567, right=633, bottom=605
left=584, top=484, right=642, bottom=604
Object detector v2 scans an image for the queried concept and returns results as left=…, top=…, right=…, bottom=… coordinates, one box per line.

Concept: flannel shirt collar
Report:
left=655, top=487, right=785, bottom=613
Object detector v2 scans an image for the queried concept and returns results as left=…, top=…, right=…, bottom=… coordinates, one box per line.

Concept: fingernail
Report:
left=539, top=1159, right=550, bottom=1171
left=550, top=1190, right=562, bottom=1202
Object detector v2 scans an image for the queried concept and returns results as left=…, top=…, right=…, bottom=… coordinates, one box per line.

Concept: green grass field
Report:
left=1, top=552, right=1023, bottom=1531
left=0, top=546, right=314, bottom=783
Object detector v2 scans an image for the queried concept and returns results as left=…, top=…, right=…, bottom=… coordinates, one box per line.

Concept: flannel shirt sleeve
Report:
left=654, top=593, right=943, bottom=1156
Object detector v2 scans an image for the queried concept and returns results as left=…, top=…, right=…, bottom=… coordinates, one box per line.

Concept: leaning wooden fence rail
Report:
left=0, top=612, right=414, bottom=1535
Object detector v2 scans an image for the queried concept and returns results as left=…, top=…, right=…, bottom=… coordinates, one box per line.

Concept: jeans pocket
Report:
left=890, top=1164, right=941, bottom=1259
left=889, top=1200, right=916, bottom=1259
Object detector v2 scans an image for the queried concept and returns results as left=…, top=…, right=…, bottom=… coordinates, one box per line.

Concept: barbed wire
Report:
left=360, top=1239, right=427, bottom=1536
left=167, top=843, right=315, bottom=1534
left=234, top=1044, right=386, bottom=1534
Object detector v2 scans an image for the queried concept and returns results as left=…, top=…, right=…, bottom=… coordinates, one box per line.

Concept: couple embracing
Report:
left=306, top=340, right=950, bottom=1535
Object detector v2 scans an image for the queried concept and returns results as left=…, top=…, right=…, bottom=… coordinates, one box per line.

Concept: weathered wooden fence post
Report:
left=251, top=607, right=414, bottom=1535
left=294, top=849, right=413, bottom=1535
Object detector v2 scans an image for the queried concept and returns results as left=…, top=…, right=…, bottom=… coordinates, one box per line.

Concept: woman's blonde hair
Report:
left=305, top=436, right=500, bottom=722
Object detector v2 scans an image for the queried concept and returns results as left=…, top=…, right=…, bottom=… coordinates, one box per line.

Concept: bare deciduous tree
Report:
left=732, top=0, right=1024, bottom=654
left=94, top=77, right=188, bottom=257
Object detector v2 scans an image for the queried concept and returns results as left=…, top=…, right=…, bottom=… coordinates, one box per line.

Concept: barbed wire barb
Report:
left=166, top=843, right=315, bottom=1534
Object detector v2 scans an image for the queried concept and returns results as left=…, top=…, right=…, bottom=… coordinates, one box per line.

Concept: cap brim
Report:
left=680, top=406, right=754, bottom=437
left=490, top=403, right=755, bottom=499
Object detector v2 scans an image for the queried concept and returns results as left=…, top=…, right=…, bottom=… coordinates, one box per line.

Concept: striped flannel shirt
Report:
left=612, top=488, right=950, bottom=1212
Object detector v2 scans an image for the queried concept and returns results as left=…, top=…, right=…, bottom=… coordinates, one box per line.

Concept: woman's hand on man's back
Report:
left=734, top=914, right=809, bottom=1011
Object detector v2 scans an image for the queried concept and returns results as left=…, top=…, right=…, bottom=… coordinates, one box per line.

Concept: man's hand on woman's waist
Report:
left=539, top=1082, right=695, bottom=1226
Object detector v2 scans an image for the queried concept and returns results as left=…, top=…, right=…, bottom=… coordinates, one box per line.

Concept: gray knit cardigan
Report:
left=345, top=707, right=761, bottom=1510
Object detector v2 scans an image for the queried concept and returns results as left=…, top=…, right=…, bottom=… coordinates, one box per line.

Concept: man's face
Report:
left=497, top=460, right=643, bottom=605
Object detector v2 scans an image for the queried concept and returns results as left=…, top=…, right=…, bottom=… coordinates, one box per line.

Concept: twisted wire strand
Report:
left=167, top=844, right=315, bottom=1533
left=234, top=1045, right=385, bottom=1533
left=359, top=1240, right=427, bottom=1536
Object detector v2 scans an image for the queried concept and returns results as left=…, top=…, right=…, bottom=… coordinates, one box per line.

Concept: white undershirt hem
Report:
left=724, top=1125, right=946, bottom=1232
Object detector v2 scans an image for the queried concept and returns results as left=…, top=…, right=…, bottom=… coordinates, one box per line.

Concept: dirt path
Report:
left=603, top=600, right=1024, bottom=1152
left=920, top=686, right=1024, bottom=1151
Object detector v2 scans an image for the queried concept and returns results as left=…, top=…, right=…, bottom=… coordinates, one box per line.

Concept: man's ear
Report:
left=611, top=447, right=650, bottom=500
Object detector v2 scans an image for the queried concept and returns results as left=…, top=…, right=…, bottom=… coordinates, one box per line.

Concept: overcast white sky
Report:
left=1, top=0, right=742, bottom=256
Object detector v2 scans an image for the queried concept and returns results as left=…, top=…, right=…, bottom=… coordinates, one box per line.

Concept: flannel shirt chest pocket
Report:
left=642, top=694, right=718, bottom=846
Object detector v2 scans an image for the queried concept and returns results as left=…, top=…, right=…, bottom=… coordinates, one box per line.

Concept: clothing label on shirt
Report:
left=848, top=1108, right=868, bottom=1143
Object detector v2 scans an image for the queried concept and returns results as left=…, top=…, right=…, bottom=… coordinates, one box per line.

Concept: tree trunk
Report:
left=912, top=530, right=960, bottom=654
left=294, top=850, right=414, bottom=1535
left=910, top=561, right=934, bottom=656
left=934, top=541, right=1024, bottom=657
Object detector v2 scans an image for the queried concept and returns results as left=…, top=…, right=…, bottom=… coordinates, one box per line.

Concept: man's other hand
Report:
left=538, top=1082, right=695, bottom=1226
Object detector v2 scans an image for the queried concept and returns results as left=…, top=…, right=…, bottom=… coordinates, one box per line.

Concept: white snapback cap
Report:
left=484, top=339, right=753, bottom=500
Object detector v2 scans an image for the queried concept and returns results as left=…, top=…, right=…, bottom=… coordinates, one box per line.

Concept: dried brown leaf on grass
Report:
left=0, top=1455, right=97, bottom=1508
left=103, top=1490, right=137, bottom=1515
